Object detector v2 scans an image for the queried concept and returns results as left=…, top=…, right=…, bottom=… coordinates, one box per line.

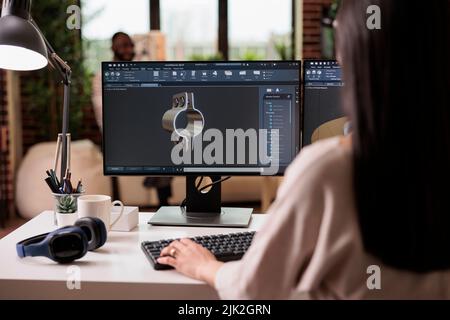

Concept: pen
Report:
left=46, top=168, right=80, bottom=194
left=66, top=178, right=73, bottom=194
left=47, top=169, right=60, bottom=189
left=75, top=180, right=82, bottom=193
left=62, top=178, right=72, bottom=194
left=50, top=169, right=60, bottom=188
left=45, top=177, right=60, bottom=193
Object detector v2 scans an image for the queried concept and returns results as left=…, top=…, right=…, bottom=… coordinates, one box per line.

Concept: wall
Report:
left=19, top=74, right=101, bottom=154
left=303, top=0, right=333, bottom=58
left=0, top=70, right=12, bottom=219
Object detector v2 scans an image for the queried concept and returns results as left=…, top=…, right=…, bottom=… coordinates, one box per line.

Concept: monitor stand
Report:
left=148, top=176, right=253, bottom=227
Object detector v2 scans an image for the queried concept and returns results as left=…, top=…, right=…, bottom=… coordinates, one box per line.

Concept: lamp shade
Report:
left=0, top=0, right=48, bottom=70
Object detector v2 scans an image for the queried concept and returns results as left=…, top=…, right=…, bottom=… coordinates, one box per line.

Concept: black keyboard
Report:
left=141, top=231, right=256, bottom=270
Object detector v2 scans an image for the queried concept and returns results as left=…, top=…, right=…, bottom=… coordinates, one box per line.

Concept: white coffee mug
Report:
left=77, top=195, right=124, bottom=231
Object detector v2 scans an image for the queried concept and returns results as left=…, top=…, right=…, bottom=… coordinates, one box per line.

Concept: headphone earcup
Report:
left=74, top=217, right=107, bottom=251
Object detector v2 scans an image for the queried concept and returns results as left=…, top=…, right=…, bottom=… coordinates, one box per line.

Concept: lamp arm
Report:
left=30, top=18, right=72, bottom=85
left=29, top=18, right=72, bottom=181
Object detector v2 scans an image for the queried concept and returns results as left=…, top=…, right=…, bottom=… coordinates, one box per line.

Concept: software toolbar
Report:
left=103, top=62, right=300, bottom=84
left=304, top=60, right=342, bottom=85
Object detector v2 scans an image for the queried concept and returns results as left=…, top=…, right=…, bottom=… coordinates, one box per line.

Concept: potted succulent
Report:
left=53, top=193, right=83, bottom=227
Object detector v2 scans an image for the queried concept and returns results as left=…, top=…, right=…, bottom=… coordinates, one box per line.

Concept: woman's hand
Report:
left=157, top=239, right=224, bottom=286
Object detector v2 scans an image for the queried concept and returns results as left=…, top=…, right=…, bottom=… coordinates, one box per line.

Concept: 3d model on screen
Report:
left=162, top=92, right=205, bottom=147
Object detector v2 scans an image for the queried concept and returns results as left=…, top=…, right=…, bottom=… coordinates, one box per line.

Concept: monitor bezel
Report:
left=101, top=60, right=301, bottom=177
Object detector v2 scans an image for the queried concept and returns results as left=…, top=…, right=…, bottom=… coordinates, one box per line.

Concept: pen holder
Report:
left=52, top=192, right=84, bottom=227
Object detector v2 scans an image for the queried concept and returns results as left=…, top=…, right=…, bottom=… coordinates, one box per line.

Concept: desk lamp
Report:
left=0, top=0, right=72, bottom=181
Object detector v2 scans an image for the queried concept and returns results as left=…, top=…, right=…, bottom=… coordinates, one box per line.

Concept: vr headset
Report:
left=16, top=217, right=107, bottom=263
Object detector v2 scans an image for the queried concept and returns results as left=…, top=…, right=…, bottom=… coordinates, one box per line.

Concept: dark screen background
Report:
left=303, top=85, right=344, bottom=146
left=104, top=86, right=259, bottom=166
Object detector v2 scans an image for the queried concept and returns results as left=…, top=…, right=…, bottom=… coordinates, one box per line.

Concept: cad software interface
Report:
left=303, top=60, right=345, bottom=146
left=102, top=61, right=300, bottom=175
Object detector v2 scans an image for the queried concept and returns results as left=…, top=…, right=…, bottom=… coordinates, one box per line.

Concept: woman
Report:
left=158, top=0, right=450, bottom=299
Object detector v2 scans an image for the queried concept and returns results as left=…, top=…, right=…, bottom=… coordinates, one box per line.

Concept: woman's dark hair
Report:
left=336, top=0, right=450, bottom=272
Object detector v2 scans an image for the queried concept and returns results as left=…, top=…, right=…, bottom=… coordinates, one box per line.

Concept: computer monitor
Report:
left=302, top=60, right=346, bottom=147
left=102, top=61, right=301, bottom=227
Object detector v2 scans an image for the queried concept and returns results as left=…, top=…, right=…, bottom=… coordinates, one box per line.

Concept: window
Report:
left=81, top=0, right=294, bottom=71
left=160, top=0, right=218, bottom=61
left=228, top=0, right=292, bottom=60
left=82, top=0, right=150, bottom=73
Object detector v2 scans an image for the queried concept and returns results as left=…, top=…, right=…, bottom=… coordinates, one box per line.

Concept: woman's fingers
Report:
left=180, top=238, right=197, bottom=247
left=160, top=246, right=169, bottom=256
left=160, top=245, right=176, bottom=257
left=160, top=240, right=185, bottom=256
left=157, top=237, right=221, bottom=283
left=157, top=256, right=177, bottom=267
left=169, top=240, right=186, bottom=251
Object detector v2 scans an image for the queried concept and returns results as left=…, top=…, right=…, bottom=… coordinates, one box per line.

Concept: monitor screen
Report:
left=302, top=60, right=346, bottom=147
left=102, top=61, right=301, bottom=176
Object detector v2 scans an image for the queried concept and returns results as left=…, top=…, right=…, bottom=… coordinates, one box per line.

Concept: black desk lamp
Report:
left=0, top=0, right=72, bottom=182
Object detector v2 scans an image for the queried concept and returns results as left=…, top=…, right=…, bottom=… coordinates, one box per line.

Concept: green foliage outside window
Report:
left=275, top=41, right=292, bottom=61
left=22, top=0, right=92, bottom=141
left=189, top=52, right=224, bottom=61
left=322, top=0, right=341, bottom=59
left=239, top=50, right=264, bottom=61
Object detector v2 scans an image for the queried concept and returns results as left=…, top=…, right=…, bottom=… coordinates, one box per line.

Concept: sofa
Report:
left=118, top=175, right=269, bottom=207
left=16, top=140, right=278, bottom=219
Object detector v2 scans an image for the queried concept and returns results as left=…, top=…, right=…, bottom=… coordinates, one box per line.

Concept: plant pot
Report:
left=56, top=212, right=78, bottom=227
left=52, top=193, right=84, bottom=226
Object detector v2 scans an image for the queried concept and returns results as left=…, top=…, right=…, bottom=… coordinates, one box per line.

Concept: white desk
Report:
left=0, top=211, right=266, bottom=299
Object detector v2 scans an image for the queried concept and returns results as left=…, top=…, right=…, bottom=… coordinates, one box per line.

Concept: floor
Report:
left=0, top=216, right=28, bottom=239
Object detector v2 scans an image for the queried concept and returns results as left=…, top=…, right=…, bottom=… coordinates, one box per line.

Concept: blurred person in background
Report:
left=92, top=32, right=172, bottom=207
